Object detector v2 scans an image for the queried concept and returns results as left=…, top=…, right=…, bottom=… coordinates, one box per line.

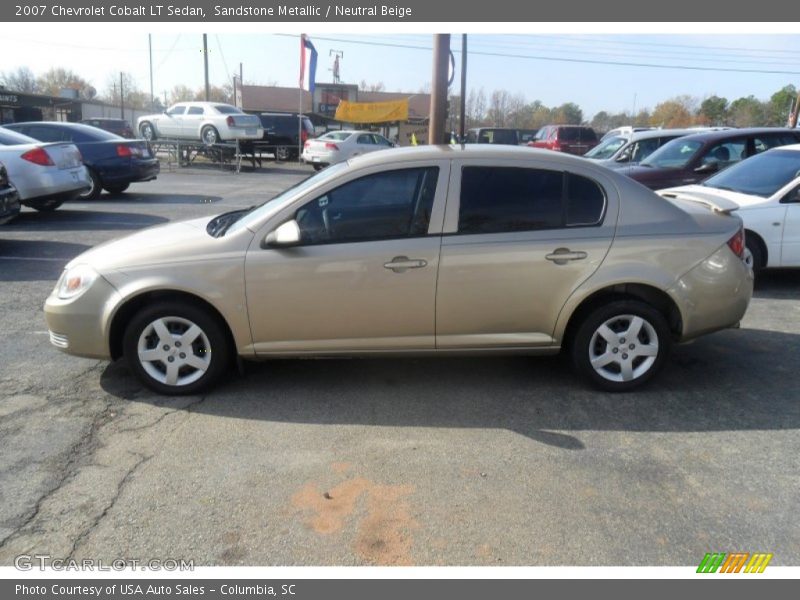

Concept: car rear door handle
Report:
left=384, top=256, right=428, bottom=272
left=545, top=248, right=588, bottom=265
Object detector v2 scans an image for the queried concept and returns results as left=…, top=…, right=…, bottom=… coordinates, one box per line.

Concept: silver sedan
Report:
left=0, top=126, right=90, bottom=211
left=301, top=130, right=394, bottom=170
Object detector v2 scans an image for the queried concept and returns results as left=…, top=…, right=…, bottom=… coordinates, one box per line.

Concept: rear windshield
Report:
left=559, top=128, right=596, bottom=142
left=0, top=127, right=38, bottom=145
left=320, top=132, right=352, bottom=141
left=213, top=105, right=243, bottom=114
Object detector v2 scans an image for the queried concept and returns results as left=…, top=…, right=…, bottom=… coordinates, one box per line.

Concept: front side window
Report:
left=295, top=167, right=439, bottom=245
left=166, top=106, right=186, bottom=116
left=357, top=134, right=375, bottom=145
left=630, top=138, right=661, bottom=162
left=458, top=167, right=605, bottom=235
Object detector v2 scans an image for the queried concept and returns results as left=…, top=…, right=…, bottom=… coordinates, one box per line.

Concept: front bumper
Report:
left=44, top=274, right=121, bottom=360
left=668, top=244, right=754, bottom=341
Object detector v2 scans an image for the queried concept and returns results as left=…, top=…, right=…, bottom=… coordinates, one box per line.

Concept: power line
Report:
left=274, top=34, right=800, bottom=76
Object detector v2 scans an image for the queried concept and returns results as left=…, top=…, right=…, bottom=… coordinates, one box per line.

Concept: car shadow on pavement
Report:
left=752, top=269, right=800, bottom=300
left=6, top=209, right=169, bottom=231
left=96, top=192, right=224, bottom=205
left=99, top=326, right=800, bottom=450
left=0, top=239, right=92, bottom=281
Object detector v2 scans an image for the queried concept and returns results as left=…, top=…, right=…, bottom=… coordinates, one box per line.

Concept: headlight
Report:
left=55, top=265, right=98, bottom=300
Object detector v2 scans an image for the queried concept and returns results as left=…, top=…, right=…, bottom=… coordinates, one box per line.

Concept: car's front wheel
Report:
left=139, top=122, right=156, bottom=141
left=571, top=300, right=670, bottom=392
left=104, top=183, right=130, bottom=195
left=26, top=197, right=64, bottom=212
left=123, top=301, right=231, bottom=395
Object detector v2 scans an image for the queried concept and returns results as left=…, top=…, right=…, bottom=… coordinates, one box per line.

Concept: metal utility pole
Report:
left=459, top=34, right=467, bottom=141
left=789, top=91, right=800, bottom=128
left=148, top=34, right=154, bottom=109
left=120, top=72, right=124, bottom=119
left=429, top=34, right=450, bottom=145
left=203, top=34, right=210, bottom=101
left=239, top=62, right=244, bottom=107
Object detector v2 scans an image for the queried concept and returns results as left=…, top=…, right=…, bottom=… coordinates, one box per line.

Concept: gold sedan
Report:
left=45, top=145, right=753, bottom=394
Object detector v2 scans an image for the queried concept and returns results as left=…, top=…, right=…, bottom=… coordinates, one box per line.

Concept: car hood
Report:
left=66, top=216, right=250, bottom=273
left=657, top=184, right=771, bottom=208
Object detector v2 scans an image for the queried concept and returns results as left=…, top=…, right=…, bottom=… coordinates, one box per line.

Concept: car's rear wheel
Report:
left=571, top=300, right=670, bottom=392
left=276, top=146, right=290, bottom=161
left=312, top=164, right=324, bottom=171
left=79, top=168, right=102, bottom=200
left=201, top=125, right=220, bottom=145
left=744, top=235, right=765, bottom=271
left=104, top=183, right=130, bottom=195
left=139, top=122, right=156, bottom=141
left=123, top=301, right=231, bottom=395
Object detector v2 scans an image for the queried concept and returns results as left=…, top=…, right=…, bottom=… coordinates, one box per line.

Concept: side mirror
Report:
left=695, top=162, right=719, bottom=174
left=264, top=220, right=301, bottom=247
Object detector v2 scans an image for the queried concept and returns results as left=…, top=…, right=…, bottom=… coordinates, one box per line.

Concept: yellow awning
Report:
left=334, top=99, right=409, bottom=123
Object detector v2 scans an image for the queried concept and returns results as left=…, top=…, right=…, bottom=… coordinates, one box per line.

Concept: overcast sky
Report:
left=4, top=29, right=800, bottom=118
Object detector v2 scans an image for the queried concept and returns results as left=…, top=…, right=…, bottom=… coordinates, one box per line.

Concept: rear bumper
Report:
left=668, top=244, right=754, bottom=341
left=16, top=166, right=91, bottom=201
left=98, top=158, right=160, bottom=186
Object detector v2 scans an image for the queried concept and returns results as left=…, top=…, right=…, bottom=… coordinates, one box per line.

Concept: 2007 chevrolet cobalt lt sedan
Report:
left=44, top=145, right=753, bottom=394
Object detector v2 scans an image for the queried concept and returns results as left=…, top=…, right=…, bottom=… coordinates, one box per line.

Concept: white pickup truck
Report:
left=137, top=102, right=263, bottom=145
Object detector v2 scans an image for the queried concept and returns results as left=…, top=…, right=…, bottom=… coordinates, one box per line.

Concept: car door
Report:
left=435, top=159, right=617, bottom=348
left=182, top=105, right=205, bottom=138
left=779, top=184, right=800, bottom=266
left=353, top=133, right=376, bottom=158
left=159, top=105, right=186, bottom=137
left=244, top=161, right=449, bottom=353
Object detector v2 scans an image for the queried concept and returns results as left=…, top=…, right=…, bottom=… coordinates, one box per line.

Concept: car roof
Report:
left=673, top=127, right=800, bottom=143
left=625, top=128, right=711, bottom=141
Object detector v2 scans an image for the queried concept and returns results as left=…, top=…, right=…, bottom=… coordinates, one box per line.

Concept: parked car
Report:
left=0, top=126, right=91, bottom=211
left=584, top=128, right=707, bottom=168
left=44, top=145, right=752, bottom=395
left=464, top=127, right=520, bottom=145
left=301, top=130, right=394, bottom=170
left=5, top=122, right=159, bottom=200
left=81, top=118, right=135, bottom=138
left=136, top=102, right=263, bottom=145
left=517, top=129, right=539, bottom=145
left=244, top=112, right=315, bottom=161
left=0, top=161, right=21, bottom=224
left=600, top=126, right=657, bottom=141
left=620, top=128, right=800, bottom=190
left=528, top=125, right=599, bottom=155
left=658, top=144, right=800, bottom=270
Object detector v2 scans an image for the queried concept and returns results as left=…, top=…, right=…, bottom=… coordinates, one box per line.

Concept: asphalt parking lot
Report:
left=0, top=162, right=798, bottom=567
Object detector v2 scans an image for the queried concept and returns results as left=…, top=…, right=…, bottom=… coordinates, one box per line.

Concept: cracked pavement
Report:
left=1, top=164, right=799, bottom=566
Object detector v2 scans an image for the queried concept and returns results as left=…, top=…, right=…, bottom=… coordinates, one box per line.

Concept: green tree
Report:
left=728, top=95, right=767, bottom=127
left=551, top=102, right=582, bottom=125
left=698, top=95, right=728, bottom=126
left=766, top=85, right=797, bottom=126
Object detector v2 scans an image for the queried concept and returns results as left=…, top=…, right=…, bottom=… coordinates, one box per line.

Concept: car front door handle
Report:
left=545, top=248, right=588, bottom=265
left=384, top=256, right=428, bottom=273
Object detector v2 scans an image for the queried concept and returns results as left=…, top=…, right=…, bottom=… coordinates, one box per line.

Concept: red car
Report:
left=528, top=125, right=598, bottom=155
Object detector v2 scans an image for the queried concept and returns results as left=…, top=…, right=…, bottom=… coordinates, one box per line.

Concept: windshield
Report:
left=641, top=139, right=703, bottom=169
left=213, top=104, right=243, bottom=114
left=584, top=136, right=627, bottom=159
left=225, top=162, right=350, bottom=235
left=702, top=150, right=800, bottom=197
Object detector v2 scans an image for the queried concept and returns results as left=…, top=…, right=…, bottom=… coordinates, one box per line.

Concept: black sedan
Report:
left=0, top=160, right=21, bottom=225
left=4, top=122, right=159, bottom=199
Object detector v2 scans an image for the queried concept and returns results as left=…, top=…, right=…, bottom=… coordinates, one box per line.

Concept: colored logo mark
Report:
left=697, top=552, right=773, bottom=573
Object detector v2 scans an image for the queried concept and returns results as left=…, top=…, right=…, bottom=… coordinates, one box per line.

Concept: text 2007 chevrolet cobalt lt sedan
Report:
left=44, top=146, right=753, bottom=394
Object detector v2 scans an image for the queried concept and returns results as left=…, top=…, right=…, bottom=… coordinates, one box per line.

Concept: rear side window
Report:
left=26, top=126, right=70, bottom=142
left=187, top=106, right=205, bottom=115
left=458, top=167, right=605, bottom=234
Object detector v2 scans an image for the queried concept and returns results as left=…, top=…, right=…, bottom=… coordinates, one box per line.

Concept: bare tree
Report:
left=0, top=67, right=38, bottom=93
left=359, top=80, right=386, bottom=92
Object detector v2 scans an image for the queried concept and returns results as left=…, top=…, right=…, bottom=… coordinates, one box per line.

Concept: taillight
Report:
left=727, top=227, right=745, bottom=259
left=304, top=141, right=311, bottom=149
left=226, top=116, right=235, bottom=127
left=116, top=145, right=133, bottom=157
left=21, top=147, right=54, bottom=166
left=301, top=129, right=308, bottom=144
left=325, top=142, right=339, bottom=150
left=0, top=165, right=8, bottom=186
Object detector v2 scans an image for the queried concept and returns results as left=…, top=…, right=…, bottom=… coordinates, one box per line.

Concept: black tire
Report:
left=104, top=183, right=130, bottom=195
left=26, top=198, right=64, bottom=212
left=78, top=168, right=102, bottom=200
left=312, top=164, right=324, bottom=171
left=571, top=300, right=671, bottom=393
left=123, top=301, right=232, bottom=396
left=201, top=125, right=220, bottom=146
left=275, top=146, right=290, bottom=161
left=745, top=234, right=765, bottom=271
left=139, top=122, right=156, bottom=141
